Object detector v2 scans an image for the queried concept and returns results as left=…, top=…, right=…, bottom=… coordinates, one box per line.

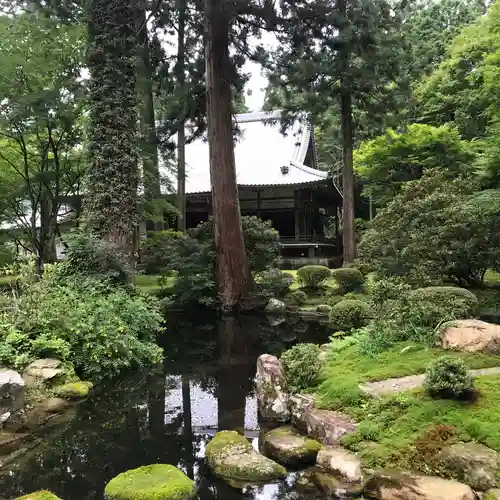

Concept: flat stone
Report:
left=303, top=409, right=357, bottom=445
left=440, top=319, right=500, bottom=353
left=23, top=359, right=66, bottom=388
left=263, top=426, right=322, bottom=466
left=437, top=442, right=500, bottom=491
left=364, top=469, right=476, bottom=500
left=254, top=354, right=290, bottom=423
left=313, top=469, right=364, bottom=498
left=0, top=369, right=25, bottom=414
left=316, top=446, right=363, bottom=483
left=206, top=430, right=286, bottom=485
left=289, top=394, right=316, bottom=429
left=39, top=398, right=71, bottom=414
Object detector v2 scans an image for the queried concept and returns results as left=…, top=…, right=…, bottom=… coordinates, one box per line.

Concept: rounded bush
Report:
left=424, top=356, right=474, bottom=399
left=297, top=265, right=331, bottom=289
left=257, top=269, right=294, bottom=298
left=291, top=290, right=308, bottom=305
left=408, top=286, right=478, bottom=327
left=329, top=299, right=372, bottom=331
left=280, top=343, right=322, bottom=394
left=331, top=267, right=364, bottom=293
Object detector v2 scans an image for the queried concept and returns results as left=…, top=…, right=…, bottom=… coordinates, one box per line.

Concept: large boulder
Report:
left=364, top=469, right=476, bottom=500
left=0, top=369, right=25, bottom=421
left=316, top=446, right=363, bottom=484
left=206, top=430, right=286, bottom=485
left=265, top=298, right=286, bottom=314
left=300, top=409, right=357, bottom=445
left=15, top=492, right=62, bottom=500
left=104, top=464, right=195, bottom=500
left=439, top=319, right=500, bottom=353
left=437, top=442, right=500, bottom=491
left=254, top=354, right=290, bottom=423
left=22, top=359, right=69, bottom=388
left=262, top=426, right=322, bottom=467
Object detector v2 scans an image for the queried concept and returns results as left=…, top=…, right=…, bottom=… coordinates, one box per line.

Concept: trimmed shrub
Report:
left=139, top=230, right=184, bottom=275
left=408, top=287, right=477, bottom=326
left=424, top=357, right=474, bottom=399
left=329, top=299, right=372, bottom=331
left=331, top=267, right=364, bottom=293
left=257, top=269, right=294, bottom=298
left=280, top=343, right=322, bottom=394
left=291, top=290, right=308, bottom=305
left=297, top=265, right=331, bottom=289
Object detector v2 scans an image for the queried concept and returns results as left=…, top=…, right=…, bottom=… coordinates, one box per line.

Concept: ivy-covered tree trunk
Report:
left=177, top=0, right=187, bottom=233
left=204, top=0, right=252, bottom=310
left=136, top=5, right=161, bottom=231
left=85, top=0, right=139, bottom=266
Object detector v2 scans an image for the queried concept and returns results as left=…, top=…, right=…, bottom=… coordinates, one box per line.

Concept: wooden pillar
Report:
left=294, top=190, right=300, bottom=240
left=257, top=189, right=261, bottom=218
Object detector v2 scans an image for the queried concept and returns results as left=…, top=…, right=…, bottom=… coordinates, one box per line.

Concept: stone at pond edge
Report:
left=255, top=354, right=290, bottom=423
left=263, top=426, right=322, bottom=466
left=265, top=298, right=286, bottom=314
left=15, top=491, right=62, bottom=500
left=316, top=446, right=363, bottom=483
left=55, top=381, right=93, bottom=400
left=312, top=469, right=364, bottom=498
left=40, top=397, right=71, bottom=414
left=206, top=430, right=287, bottom=484
left=364, top=469, right=476, bottom=500
left=23, top=359, right=69, bottom=388
left=437, top=441, right=500, bottom=491
left=104, top=464, right=195, bottom=500
left=439, top=319, right=500, bottom=353
left=316, top=304, right=332, bottom=314
left=0, top=368, right=25, bottom=415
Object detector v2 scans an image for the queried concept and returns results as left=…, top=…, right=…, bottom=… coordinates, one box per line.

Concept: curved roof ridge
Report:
left=290, top=161, right=328, bottom=179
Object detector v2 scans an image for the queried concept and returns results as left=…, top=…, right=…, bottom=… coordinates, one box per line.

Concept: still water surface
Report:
left=0, top=314, right=334, bottom=499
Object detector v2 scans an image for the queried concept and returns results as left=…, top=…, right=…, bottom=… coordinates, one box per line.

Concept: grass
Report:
left=316, top=340, right=500, bottom=472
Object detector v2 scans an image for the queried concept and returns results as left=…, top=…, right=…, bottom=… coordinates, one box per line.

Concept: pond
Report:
left=0, top=314, right=334, bottom=500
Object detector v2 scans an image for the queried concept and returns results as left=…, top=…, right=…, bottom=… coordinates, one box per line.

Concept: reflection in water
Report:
left=0, top=315, right=331, bottom=500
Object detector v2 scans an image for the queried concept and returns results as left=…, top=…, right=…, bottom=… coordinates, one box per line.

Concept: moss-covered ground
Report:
left=316, top=340, right=500, bottom=473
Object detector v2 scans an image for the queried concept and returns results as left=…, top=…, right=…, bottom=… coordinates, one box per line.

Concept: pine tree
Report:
left=85, top=0, right=139, bottom=266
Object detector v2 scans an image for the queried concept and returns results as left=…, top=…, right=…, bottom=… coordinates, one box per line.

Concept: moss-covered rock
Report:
left=485, top=489, right=500, bottom=500
left=104, top=464, right=195, bottom=500
left=206, top=430, right=287, bottom=484
left=312, top=469, right=364, bottom=497
left=55, top=381, right=93, bottom=400
left=262, top=426, right=322, bottom=466
left=15, top=491, right=62, bottom=500
left=316, top=304, right=332, bottom=314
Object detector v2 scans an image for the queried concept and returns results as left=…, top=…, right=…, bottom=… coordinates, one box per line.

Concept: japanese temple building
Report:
left=178, top=110, right=343, bottom=266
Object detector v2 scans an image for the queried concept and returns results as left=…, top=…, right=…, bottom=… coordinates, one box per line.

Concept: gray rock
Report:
left=312, top=469, right=364, bottom=498
left=0, top=369, right=25, bottom=416
left=364, top=469, right=476, bottom=500
left=23, top=359, right=68, bottom=387
left=289, top=393, right=316, bottom=429
left=254, top=354, right=290, bottom=423
left=262, top=426, right=322, bottom=466
left=205, top=430, right=286, bottom=486
left=265, top=298, right=286, bottom=314
left=437, top=442, right=500, bottom=491
left=40, top=397, right=71, bottom=414
left=316, top=304, right=332, bottom=314
left=316, top=446, right=363, bottom=483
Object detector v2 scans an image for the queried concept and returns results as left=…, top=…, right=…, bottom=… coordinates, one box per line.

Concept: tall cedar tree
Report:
left=85, top=0, right=139, bottom=265
left=204, top=0, right=252, bottom=310
left=267, top=0, right=406, bottom=263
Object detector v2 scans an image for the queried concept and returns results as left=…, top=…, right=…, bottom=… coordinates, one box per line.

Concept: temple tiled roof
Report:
left=177, top=110, right=329, bottom=194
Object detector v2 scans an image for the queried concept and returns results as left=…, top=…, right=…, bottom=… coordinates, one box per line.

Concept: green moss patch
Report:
left=104, top=464, right=195, bottom=500
left=15, top=491, right=62, bottom=500
left=55, top=381, right=93, bottom=399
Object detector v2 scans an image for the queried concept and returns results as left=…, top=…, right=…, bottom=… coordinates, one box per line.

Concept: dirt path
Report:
left=360, top=366, right=500, bottom=396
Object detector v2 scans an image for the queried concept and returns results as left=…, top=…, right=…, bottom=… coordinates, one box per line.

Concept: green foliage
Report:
left=280, top=343, right=322, bottom=394
left=194, top=216, right=280, bottom=273
left=139, top=230, right=184, bottom=275
left=329, top=299, right=372, bottom=332
left=359, top=172, right=500, bottom=286
left=0, top=265, right=163, bottom=379
left=355, top=124, right=473, bottom=206
left=54, top=233, right=132, bottom=286
left=331, top=267, right=364, bottom=294
left=256, top=269, right=294, bottom=298
left=290, top=290, right=308, bottom=305
left=297, top=265, right=331, bottom=290
left=424, top=356, right=474, bottom=399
